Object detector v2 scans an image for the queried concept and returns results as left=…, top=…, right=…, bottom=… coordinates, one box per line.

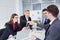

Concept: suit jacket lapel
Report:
left=46, top=18, right=59, bottom=36
left=24, top=15, right=27, bottom=21
left=50, top=18, right=59, bottom=26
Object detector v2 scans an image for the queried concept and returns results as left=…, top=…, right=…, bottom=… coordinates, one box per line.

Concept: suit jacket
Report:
left=0, top=23, right=21, bottom=40
left=36, top=18, right=60, bottom=40
left=45, top=18, right=60, bottom=40
left=20, top=15, right=32, bottom=30
left=0, top=28, right=5, bottom=37
left=44, top=19, right=50, bottom=25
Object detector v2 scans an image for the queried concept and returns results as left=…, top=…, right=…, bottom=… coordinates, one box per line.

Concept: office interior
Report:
left=0, top=0, right=60, bottom=40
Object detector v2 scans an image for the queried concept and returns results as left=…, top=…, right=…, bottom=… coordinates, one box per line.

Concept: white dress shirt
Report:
left=49, top=18, right=56, bottom=25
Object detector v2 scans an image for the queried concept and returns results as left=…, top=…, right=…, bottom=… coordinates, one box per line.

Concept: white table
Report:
left=16, top=29, right=45, bottom=40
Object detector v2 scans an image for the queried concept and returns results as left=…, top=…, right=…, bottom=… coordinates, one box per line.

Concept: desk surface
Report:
left=16, top=29, right=45, bottom=40
left=7, top=29, right=45, bottom=40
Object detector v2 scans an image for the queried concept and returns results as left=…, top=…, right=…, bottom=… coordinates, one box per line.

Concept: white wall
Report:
left=0, top=0, right=22, bottom=29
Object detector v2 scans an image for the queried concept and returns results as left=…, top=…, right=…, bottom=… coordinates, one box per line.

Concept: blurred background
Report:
left=0, top=0, right=60, bottom=28
left=0, top=0, right=60, bottom=40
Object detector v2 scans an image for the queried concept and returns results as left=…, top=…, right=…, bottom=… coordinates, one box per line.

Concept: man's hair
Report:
left=25, top=9, right=30, bottom=12
left=42, top=8, right=47, bottom=12
left=47, top=4, right=59, bottom=17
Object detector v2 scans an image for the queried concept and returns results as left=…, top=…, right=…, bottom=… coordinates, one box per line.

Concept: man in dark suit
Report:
left=20, top=10, right=33, bottom=30
left=42, top=9, right=50, bottom=25
left=32, top=5, right=60, bottom=40
left=44, top=4, right=60, bottom=40
left=44, top=18, right=50, bottom=26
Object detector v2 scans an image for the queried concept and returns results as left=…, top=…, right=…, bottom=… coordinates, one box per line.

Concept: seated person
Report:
left=31, top=5, right=60, bottom=40
left=44, top=18, right=50, bottom=25
left=0, top=13, right=21, bottom=40
left=20, top=10, right=34, bottom=30
left=37, top=9, right=50, bottom=29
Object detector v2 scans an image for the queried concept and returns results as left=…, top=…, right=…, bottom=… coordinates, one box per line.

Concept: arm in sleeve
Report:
left=0, top=25, right=13, bottom=40
left=20, top=16, right=27, bottom=26
left=45, top=25, right=60, bottom=40
left=35, top=38, right=41, bottom=40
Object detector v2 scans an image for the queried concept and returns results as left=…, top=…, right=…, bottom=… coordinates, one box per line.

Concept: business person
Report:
left=20, top=10, right=33, bottom=30
left=37, top=9, right=50, bottom=28
left=32, top=4, right=60, bottom=40
left=0, top=13, right=21, bottom=40
left=42, top=9, right=50, bottom=25
left=31, top=8, right=50, bottom=40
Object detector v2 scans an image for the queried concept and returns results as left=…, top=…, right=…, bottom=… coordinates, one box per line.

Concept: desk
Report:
left=7, top=26, right=45, bottom=40
left=16, top=29, right=45, bottom=40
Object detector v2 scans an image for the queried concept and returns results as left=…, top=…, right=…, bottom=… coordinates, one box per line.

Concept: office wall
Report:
left=23, top=0, right=60, bottom=22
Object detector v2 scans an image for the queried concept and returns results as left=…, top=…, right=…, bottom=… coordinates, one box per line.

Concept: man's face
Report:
left=25, top=11, right=30, bottom=17
left=43, top=11, right=50, bottom=19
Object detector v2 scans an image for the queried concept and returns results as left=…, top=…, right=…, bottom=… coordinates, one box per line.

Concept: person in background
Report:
left=20, top=10, right=34, bottom=30
left=0, top=13, right=21, bottom=40
left=31, top=4, right=60, bottom=40
left=42, top=9, right=50, bottom=25
left=31, top=8, right=50, bottom=40
left=37, top=9, right=50, bottom=28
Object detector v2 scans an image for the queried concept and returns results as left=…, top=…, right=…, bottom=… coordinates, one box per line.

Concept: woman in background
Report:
left=0, top=13, right=21, bottom=40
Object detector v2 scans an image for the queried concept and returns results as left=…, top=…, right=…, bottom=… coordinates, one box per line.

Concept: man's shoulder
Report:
left=20, top=15, right=25, bottom=18
left=54, top=19, right=60, bottom=24
left=52, top=18, right=60, bottom=24
left=52, top=19, right=60, bottom=30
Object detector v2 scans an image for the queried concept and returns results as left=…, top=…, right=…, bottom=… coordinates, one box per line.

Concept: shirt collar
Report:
left=49, top=18, right=56, bottom=25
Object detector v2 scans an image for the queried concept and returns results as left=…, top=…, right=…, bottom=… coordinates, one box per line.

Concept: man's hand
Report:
left=22, top=27, right=28, bottom=31
left=8, top=35, right=13, bottom=38
left=31, top=35, right=36, bottom=40
left=27, top=21, right=35, bottom=25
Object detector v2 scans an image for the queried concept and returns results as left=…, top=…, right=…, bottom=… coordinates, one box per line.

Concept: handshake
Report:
left=22, top=21, right=35, bottom=31
left=27, top=21, right=35, bottom=25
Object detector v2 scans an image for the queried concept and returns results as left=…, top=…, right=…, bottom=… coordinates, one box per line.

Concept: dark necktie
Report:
left=46, top=24, right=50, bottom=33
left=45, top=24, right=50, bottom=40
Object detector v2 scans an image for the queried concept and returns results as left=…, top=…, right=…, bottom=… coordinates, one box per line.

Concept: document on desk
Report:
left=16, top=29, right=45, bottom=40
left=7, top=37, right=15, bottom=40
left=29, top=29, right=45, bottom=40
left=22, top=29, right=45, bottom=40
